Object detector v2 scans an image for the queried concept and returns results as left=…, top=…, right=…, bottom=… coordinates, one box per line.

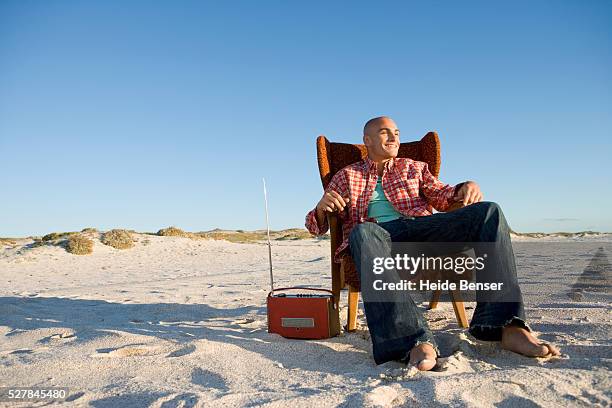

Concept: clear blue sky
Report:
left=1, top=1, right=610, bottom=237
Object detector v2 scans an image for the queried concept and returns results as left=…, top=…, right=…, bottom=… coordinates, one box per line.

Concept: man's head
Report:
left=363, top=116, right=400, bottom=162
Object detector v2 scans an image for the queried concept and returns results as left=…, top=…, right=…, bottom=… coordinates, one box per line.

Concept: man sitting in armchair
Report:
left=305, top=116, right=560, bottom=371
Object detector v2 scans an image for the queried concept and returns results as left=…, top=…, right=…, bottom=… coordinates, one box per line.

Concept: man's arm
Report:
left=417, top=163, right=466, bottom=211
left=305, top=171, right=350, bottom=235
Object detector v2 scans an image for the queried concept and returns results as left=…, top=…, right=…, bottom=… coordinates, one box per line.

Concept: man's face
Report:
left=363, top=118, right=400, bottom=161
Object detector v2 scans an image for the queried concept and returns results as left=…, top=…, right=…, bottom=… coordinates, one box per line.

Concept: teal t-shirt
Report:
left=367, top=179, right=403, bottom=223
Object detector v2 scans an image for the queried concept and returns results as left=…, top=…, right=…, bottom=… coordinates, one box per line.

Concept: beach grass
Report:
left=157, top=226, right=189, bottom=237
left=101, top=229, right=134, bottom=249
left=0, top=238, right=18, bottom=247
left=196, top=230, right=265, bottom=243
left=2, top=229, right=606, bottom=249
left=42, top=231, right=79, bottom=241
left=195, top=228, right=318, bottom=243
left=66, top=234, right=94, bottom=255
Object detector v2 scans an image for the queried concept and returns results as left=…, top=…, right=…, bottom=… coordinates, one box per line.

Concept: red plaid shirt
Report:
left=305, top=157, right=460, bottom=262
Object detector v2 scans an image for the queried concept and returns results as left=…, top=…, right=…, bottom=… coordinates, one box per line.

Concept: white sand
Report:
left=0, top=232, right=611, bottom=407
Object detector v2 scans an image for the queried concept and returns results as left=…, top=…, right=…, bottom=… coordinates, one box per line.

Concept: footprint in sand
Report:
left=167, top=344, right=196, bottom=358
left=191, top=368, right=229, bottom=392
left=9, top=349, right=34, bottom=354
left=5, top=329, right=28, bottom=336
left=365, top=386, right=399, bottom=407
left=16, top=292, right=39, bottom=297
left=92, top=344, right=163, bottom=358
left=150, top=392, right=199, bottom=408
left=65, top=391, right=86, bottom=402
left=39, top=332, right=77, bottom=344
left=233, top=318, right=256, bottom=325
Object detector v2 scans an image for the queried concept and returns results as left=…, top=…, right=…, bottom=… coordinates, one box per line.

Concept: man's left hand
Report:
left=454, top=181, right=483, bottom=206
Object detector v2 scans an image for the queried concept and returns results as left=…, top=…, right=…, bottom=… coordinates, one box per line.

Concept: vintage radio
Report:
left=267, top=287, right=341, bottom=339
left=262, top=179, right=341, bottom=340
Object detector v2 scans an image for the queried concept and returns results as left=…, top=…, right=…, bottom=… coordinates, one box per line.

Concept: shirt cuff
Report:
left=452, top=182, right=466, bottom=201
left=305, top=207, right=328, bottom=235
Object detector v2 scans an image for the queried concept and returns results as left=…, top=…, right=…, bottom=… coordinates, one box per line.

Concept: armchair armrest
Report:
left=327, top=212, right=340, bottom=245
left=327, top=212, right=346, bottom=301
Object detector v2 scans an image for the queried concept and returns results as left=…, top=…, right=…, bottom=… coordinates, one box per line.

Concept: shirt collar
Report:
left=364, top=156, right=395, bottom=174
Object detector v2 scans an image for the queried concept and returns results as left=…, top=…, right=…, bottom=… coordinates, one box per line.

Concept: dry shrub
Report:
left=31, top=239, right=47, bottom=247
left=66, top=234, right=94, bottom=255
left=274, top=228, right=313, bottom=241
left=42, top=232, right=77, bottom=241
left=198, top=230, right=264, bottom=243
left=81, top=227, right=98, bottom=233
left=157, top=226, right=188, bottom=237
left=156, top=227, right=319, bottom=243
left=42, top=232, right=61, bottom=241
left=197, top=229, right=310, bottom=243
left=101, top=229, right=134, bottom=249
left=0, top=238, right=18, bottom=247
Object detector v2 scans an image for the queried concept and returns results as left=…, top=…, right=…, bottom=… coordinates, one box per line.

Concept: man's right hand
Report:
left=315, top=191, right=350, bottom=225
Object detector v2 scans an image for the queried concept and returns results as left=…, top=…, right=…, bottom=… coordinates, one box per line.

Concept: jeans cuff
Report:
left=469, top=316, right=530, bottom=341
left=372, top=332, right=438, bottom=365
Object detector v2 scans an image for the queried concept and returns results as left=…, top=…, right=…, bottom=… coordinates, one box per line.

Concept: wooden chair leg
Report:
left=331, top=273, right=342, bottom=309
left=346, top=285, right=359, bottom=332
left=449, top=290, right=468, bottom=328
left=429, top=289, right=442, bottom=310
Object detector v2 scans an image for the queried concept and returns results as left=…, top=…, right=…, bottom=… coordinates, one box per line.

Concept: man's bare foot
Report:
left=501, top=325, right=561, bottom=357
left=408, top=343, right=437, bottom=371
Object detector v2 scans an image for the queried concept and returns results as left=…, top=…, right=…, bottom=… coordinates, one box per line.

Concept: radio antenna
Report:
left=263, top=178, right=274, bottom=292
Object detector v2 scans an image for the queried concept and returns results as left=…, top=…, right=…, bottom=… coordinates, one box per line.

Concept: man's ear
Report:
left=363, top=134, right=369, bottom=146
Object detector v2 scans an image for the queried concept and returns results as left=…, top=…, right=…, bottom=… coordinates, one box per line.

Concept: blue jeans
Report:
left=349, top=201, right=528, bottom=365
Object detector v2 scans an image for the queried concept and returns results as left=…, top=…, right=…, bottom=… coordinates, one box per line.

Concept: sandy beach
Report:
left=2, top=1, right=610, bottom=406
left=0, top=231, right=610, bottom=407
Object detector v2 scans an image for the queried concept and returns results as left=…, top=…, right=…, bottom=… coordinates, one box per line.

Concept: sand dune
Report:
left=0, top=232, right=610, bottom=407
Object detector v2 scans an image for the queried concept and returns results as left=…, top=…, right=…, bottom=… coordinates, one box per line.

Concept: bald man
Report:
left=305, top=116, right=559, bottom=370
